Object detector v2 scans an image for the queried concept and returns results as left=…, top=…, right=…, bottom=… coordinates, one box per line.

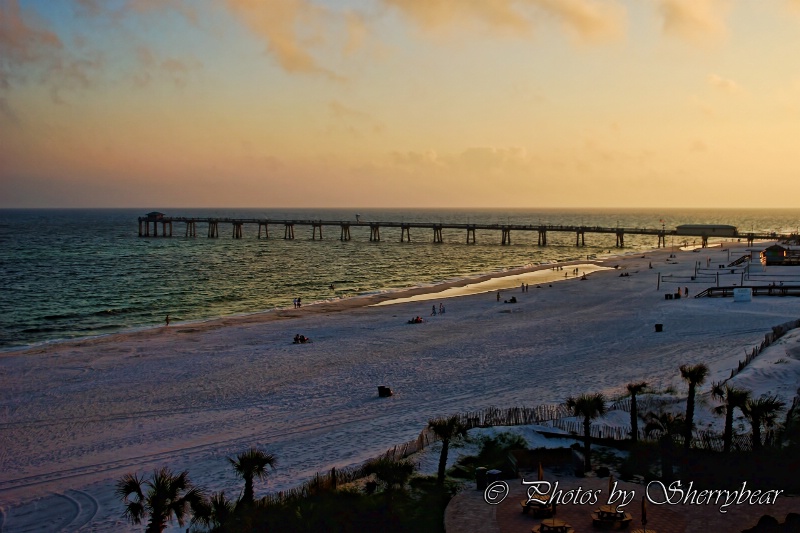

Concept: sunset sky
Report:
left=3, top=0, right=800, bottom=208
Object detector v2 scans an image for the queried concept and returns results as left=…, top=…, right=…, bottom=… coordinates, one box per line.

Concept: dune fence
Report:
left=728, top=318, right=800, bottom=380
left=264, top=319, right=799, bottom=504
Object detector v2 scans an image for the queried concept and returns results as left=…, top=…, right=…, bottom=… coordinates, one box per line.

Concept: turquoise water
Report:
left=1, top=207, right=797, bottom=351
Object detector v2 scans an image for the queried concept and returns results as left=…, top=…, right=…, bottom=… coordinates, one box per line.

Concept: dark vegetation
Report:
left=116, top=363, right=800, bottom=532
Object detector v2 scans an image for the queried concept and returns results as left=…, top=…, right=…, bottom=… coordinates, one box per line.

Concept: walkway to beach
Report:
left=445, top=472, right=799, bottom=533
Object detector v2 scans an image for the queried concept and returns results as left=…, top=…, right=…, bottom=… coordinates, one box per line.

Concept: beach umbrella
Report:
left=538, top=462, right=544, bottom=482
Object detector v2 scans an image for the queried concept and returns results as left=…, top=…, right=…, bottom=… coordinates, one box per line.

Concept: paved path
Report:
left=446, top=472, right=799, bottom=533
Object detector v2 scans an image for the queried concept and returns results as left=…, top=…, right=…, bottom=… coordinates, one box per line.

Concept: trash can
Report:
left=655, top=324, right=663, bottom=332
left=487, top=469, right=503, bottom=483
left=475, top=467, right=487, bottom=491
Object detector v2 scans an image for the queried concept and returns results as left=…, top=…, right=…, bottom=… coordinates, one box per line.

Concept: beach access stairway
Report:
left=694, top=285, right=800, bottom=298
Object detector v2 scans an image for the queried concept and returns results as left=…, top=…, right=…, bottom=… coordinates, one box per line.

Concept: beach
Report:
left=2, top=242, right=800, bottom=531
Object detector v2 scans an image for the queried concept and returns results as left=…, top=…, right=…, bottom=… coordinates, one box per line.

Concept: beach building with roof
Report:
left=762, top=243, right=800, bottom=266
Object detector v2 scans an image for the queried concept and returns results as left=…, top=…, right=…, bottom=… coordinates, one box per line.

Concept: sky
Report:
left=2, top=0, right=800, bottom=209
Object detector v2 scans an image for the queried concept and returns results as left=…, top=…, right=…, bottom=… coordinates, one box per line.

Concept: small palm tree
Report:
left=679, top=363, right=709, bottom=451
left=192, top=490, right=236, bottom=530
left=566, top=393, right=607, bottom=472
left=743, top=395, right=786, bottom=451
left=645, top=411, right=685, bottom=482
left=365, top=457, right=415, bottom=518
left=626, top=381, right=648, bottom=442
left=428, top=415, right=468, bottom=486
left=367, top=457, right=416, bottom=492
left=229, top=448, right=277, bottom=505
left=116, top=467, right=205, bottom=533
left=711, top=382, right=750, bottom=453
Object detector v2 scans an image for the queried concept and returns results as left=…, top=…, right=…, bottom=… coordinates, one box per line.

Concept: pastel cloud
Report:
left=122, top=0, right=200, bottom=26
left=656, top=0, right=730, bottom=42
left=1, top=0, right=107, bottom=107
left=532, top=0, right=626, bottom=42
left=383, top=0, right=626, bottom=42
left=327, top=100, right=384, bottom=137
left=707, top=73, right=739, bottom=94
left=224, top=0, right=340, bottom=79
left=0, top=0, right=63, bottom=87
left=134, top=46, right=201, bottom=88
left=391, top=146, right=535, bottom=177
left=344, top=11, right=369, bottom=55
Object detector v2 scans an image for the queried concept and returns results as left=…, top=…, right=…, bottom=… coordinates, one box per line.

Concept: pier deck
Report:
left=137, top=214, right=792, bottom=248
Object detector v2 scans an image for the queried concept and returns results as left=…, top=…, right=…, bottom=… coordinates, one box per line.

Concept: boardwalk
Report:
left=137, top=212, right=791, bottom=248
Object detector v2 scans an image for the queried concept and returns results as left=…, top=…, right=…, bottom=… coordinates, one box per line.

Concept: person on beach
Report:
left=497, top=291, right=501, bottom=302
left=439, top=303, right=444, bottom=314
left=165, top=314, right=170, bottom=326
left=297, top=297, right=302, bottom=307
left=329, top=283, right=335, bottom=290
left=431, top=305, right=437, bottom=316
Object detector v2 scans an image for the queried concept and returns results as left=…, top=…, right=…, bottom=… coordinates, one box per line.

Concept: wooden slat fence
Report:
left=728, top=318, right=800, bottom=380
left=262, top=320, right=799, bottom=504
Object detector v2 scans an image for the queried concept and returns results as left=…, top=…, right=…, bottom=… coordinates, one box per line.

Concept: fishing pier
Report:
left=138, top=212, right=787, bottom=248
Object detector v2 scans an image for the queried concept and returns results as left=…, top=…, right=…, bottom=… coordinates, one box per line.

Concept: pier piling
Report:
left=340, top=224, right=351, bottom=241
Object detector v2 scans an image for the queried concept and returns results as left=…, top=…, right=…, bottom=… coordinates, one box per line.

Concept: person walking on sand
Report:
left=431, top=304, right=437, bottom=316
left=497, top=291, right=501, bottom=302
left=165, top=314, right=170, bottom=326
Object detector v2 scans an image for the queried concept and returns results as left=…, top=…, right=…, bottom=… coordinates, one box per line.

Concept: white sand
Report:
left=1, top=243, right=799, bottom=531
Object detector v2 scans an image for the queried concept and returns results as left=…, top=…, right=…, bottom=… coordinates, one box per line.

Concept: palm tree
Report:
left=116, top=467, right=205, bottom=533
left=742, top=395, right=786, bottom=451
left=710, top=382, right=750, bottom=453
left=367, top=457, right=416, bottom=492
left=626, top=381, right=648, bottom=442
left=229, top=448, right=277, bottom=505
left=644, top=411, right=685, bottom=482
left=566, top=393, right=607, bottom=472
left=191, top=490, right=236, bottom=530
left=679, top=363, right=709, bottom=451
left=365, top=457, right=416, bottom=518
left=428, top=415, right=468, bottom=486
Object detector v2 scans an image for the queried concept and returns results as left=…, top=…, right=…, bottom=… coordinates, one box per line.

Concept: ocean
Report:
left=1, top=207, right=797, bottom=351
